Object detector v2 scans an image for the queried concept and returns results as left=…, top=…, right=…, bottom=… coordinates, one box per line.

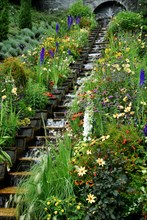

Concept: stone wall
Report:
left=40, top=0, right=138, bottom=12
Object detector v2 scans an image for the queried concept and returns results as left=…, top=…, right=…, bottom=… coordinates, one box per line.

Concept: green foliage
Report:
left=19, top=0, right=32, bottom=29
left=24, top=79, right=49, bottom=110
left=0, top=101, right=19, bottom=147
left=20, top=28, right=35, bottom=38
left=108, top=11, right=143, bottom=35
left=1, top=57, right=31, bottom=90
left=68, top=0, right=92, bottom=17
left=0, top=0, right=9, bottom=41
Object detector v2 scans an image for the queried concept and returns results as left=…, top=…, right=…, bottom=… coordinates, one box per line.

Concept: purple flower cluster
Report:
left=143, top=124, right=147, bottom=136
left=139, top=69, right=145, bottom=86
left=40, top=47, right=45, bottom=65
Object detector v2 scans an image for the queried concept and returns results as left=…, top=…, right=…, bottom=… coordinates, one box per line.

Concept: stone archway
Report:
left=92, top=0, right=126, bottom=20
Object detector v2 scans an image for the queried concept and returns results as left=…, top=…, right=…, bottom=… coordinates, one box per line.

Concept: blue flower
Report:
left=56, top=23, right=59, bottom=34
left=76, top=16, right=80, bottom=24
left=56, top=42, right=59, bottom=52
left=40, top=47, right=45, bottom=65
left=49, top=50, right=54, bottom=58
left=68, top=49, right=71, bottom=55
left=139, top=69, right=145, bottom=86
left=143, top=124, right=147, bottom=136
left=68, top=15, right=73, bottom=30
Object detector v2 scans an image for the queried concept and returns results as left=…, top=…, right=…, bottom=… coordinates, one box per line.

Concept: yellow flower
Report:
left=86, top=193, right=96, bottom=203
left=76, top=166, right=87, bottom=176
left=2, top=95, right=7, bottom=100
left=77, top=205, right=81, bottom=210
left=96, top=158, right=106, bottom=166
left=28, top=107, right=32, bottom=111
left=126, top=47, right=130, bottom=52
left=98, top=58, right=105, bottom=64
left=54, top=211, right=58, bottom=215
left=124, top=106, right=131, bottom=113
left=115, top=52, right=122, bottom=58
left=11, top=87, right=17, bottom=95
left=61, top=209, right=64, bottom=213
left=140, top=101, right=146, bottom=106
left=47, top=201, right=51, bottom=205
left=123, top=96, right=128, bottom=102
left=105, top=48, right=111, bottom=55
left=101, top=135, right=110, bottom=141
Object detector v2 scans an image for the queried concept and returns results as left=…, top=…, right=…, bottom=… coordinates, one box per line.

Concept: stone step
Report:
left=0, top=186, right=23, bottom=195
left=18, top=157, right=41, bottom=162
left=27, top=146, right=47, bottom=150
left=53, top=112, right=67, bottom=119
left=0, top=208, right=17, bottom=218
left=9, top=171, right=31, bottom=177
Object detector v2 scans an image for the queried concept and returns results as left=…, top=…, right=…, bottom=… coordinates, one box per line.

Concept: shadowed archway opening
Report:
left=94, top=1, right=126, bottom=20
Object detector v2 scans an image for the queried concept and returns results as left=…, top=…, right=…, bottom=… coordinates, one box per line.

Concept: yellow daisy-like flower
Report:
left=86, top=193, right=96, bottom=204
left=76, top=166, right=87, bottom=176
left=124, top=106, right=131, bottom=113
left=96, top=158, right=106, bottom=166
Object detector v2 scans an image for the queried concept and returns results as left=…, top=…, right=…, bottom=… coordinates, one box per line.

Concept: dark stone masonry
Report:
left=40, top=0, right=138, bottom=12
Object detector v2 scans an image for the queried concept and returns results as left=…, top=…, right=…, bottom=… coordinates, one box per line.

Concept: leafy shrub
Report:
left=0, top=0, right=9, bottom=41
left=108, top=11, right=143, bottom=34
left=8, top=48, right=18, bottom=56
left=8, top=39, right=19, bottom=48
left=19, top=0, right=32, bottom=29
left=21, top=28, right=35, bottom=38
left=1, top=57, right=31, bottom=89
left=68, top=0, right=92, bottom=17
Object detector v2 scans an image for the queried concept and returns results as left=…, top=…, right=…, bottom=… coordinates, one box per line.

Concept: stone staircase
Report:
left=0, top=23, right=108, bottom=219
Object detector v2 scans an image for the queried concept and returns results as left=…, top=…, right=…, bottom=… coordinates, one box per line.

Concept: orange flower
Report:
left=78, top=120, right=84, bottom=126
left=44, top=92, right=55, bottom=98
left=71, top=112, right=83, bottom=120
left=86, top=180, right=94, bottom=187
left=74, top=180, right=84, bottom=186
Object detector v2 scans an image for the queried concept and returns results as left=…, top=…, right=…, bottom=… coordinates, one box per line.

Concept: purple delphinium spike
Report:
left=143, top=124, right=147, bottom=136
left=68, top=15, right=73, bottom=30
left=49, top=50, right=54, bottom=58
left=68, top=49, right=71, bottom=55
left=139, top=69, right=145, bottom=86
left=56, top=23, right=59, bottom=34
left=56, top=42, right=59, bottom=52
left=76, top=16, right=80, bottom=24
left=40, top=47, right=45, bottom=65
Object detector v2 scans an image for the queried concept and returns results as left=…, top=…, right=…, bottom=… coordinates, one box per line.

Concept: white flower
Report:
left=76, top=166, right=87, bottom=176
left=86, top=193, right=96, bottom=203
left=96, top=158, right=106, bottom=166
left=86, top=150, right=92, bottom=155
left=83, top=103, right=93, bottom=141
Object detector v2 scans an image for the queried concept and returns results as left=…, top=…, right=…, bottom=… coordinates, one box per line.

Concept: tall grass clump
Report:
left=15, top=134, right=74, bottom=219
